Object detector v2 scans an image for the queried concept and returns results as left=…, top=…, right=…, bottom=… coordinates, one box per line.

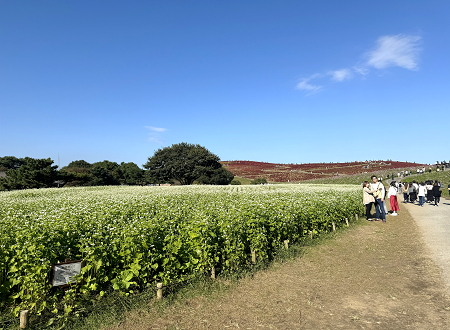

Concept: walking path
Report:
left=401, top=196, right=450, bottom=291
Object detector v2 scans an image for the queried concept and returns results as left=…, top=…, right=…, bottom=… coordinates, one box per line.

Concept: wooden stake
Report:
left=355, top=214, right=358, bottom=221
left=309, top=230, right=313, bottom=239
left=345, top=218, right=349, bottom=227
left=20, top=310, right=29, bottom=329
left=332, top=222, right=336, bottom=232
left=251, top=250, right=256, bottom=264
left=156, top=282, right=163, bottom=299
left=284, top=240, right=289, bottom=249
left=211, top=267, right=215, bottom=279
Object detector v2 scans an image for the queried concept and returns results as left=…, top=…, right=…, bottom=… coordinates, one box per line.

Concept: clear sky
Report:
left=1, top=1, right=449, bottom=168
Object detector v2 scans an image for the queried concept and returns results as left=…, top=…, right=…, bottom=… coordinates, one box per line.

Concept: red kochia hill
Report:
left=221, top=160, right=428, bottom=182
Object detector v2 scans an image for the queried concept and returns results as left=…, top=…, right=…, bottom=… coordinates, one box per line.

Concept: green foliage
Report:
left=66, top=160, right=92, bottom=169
left=196, top=167, right=234, bottom=185
left=119, top=162, right=145, bottom=185
left=0, top=157, right=58, bottom=191
left=0, top=184, right=363, bottom=324
left=143, top=143, right=223, bottom=185
left=251, top=178, right=267, bottom=185
left=230, top=179, right=242, bottom=185
left=0, top=156, right=25, bottom=171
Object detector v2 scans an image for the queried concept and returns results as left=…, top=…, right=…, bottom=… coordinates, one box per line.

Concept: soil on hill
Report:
left=107, top=200, right=450, bottom=330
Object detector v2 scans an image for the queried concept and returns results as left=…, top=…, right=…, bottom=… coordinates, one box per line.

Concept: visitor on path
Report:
left=418, top=182, right=427, bottom=207
left=426, top=181, right=434, bottom=203
left=432, top=182, right=442, bottom=206
left=388, top=181, right=399, bottom=215
left=402, top=182, right=409, bottom=203
left=363, top=181, right=376, bottom=221
left=370, top=175, right=386, bottom=222
left=409, top=183, right=417, bottom=203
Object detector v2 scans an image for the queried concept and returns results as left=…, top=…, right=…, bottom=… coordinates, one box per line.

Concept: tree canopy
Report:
left=143, top=143, right=232, bottom=185
left=0, top=157, right=58, bottom=190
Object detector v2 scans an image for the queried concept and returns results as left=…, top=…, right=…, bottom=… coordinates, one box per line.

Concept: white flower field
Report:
left=0, top=184, right=363, bottom=316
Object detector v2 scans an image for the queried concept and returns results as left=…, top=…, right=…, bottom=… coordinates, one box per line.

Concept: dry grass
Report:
left=105, top=203, right=450, bottom=330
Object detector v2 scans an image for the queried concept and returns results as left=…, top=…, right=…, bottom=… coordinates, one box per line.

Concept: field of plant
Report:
left=0, top=184, right=363, bottom=322
left=222, top=160, right=428, bottom=182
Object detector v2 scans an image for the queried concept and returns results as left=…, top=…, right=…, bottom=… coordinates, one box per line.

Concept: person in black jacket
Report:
left=432, top=181, right=442, bottom=206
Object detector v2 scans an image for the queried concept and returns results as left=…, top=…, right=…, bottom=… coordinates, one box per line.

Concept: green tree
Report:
left=90, top=160, right=121, bottom=186
left=0, top=156, right=25, bottom=171
left=251, top=178, right=268, bottom=185
left=59, top=160, right=93, bottom=186
left=0, top=157, right=58, bottom=190
left=197, top=167, right=234, bottom=185
left=119, top=162, right=145, bottom=185
left=66, top=160, right=92, bottom=169
left=143, top=143, right=223, bottom=185
left=230, top=179, right=242, bottom=185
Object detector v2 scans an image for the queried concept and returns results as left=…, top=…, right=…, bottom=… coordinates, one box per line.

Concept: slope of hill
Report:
left=221, top=160, right=429, bottom=183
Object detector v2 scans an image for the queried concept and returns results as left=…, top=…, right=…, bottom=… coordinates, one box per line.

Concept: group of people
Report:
left=401, top=180, right=443, bottom=207
left=362, top=175, right=392, bottom=222
left=362, top=176, right=446, bottom=222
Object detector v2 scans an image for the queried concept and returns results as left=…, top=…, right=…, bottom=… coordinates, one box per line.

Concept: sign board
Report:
left=51, top=260, right=84, bottom=287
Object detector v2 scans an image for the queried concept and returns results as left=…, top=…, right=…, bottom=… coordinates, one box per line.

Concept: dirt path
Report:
left=108, top=204, right=450, bottom=330
left=401, top=195, right=450, bottom=291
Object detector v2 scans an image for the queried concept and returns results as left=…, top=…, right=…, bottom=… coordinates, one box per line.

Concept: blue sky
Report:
left=1, top=1, right=449, bottom=168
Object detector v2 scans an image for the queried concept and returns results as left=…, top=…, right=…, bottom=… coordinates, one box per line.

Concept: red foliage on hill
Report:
left=221, top=160, right=428, bottom=182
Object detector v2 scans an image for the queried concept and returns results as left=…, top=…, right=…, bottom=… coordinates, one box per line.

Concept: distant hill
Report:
left=221, top=160, right=429, bottom=183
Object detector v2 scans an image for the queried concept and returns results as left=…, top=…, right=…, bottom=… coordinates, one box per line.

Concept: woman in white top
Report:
left=418, top=182, right=427, bottom=207
left=388, top=181, right=399, bottom=215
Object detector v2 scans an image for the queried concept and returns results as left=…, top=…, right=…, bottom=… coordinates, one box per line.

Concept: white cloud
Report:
left=366, top=34, right=421, bottom=70
left=147, top=137, right=164, bottom=144
left=329, top=69, right=352, bottom=82
left=353, top=66, right=369, bottom=76
left=296, top=33, right=422, bottom=95
left=145, top=126, right=167, bottom=144
left=145, top=126, right=167, bottom=132
left=296, top=74, right=323, bottom=94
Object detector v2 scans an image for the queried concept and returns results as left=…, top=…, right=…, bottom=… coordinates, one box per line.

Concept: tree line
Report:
left=0, top=143, right=235, bottom=191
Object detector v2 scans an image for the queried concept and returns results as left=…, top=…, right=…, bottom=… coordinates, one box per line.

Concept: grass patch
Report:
left=232, top=176, right=252, bottom=185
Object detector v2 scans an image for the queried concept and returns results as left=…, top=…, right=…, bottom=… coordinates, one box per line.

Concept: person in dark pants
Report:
left=433, top=181, right=442, bottom=206
left=370, top=175, right=386, bottom=222
left=363, top=181, right=376, bottom=221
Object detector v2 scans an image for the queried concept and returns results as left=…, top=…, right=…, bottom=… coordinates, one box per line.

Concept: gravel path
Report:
left=401, top=195, right=450, bottom=291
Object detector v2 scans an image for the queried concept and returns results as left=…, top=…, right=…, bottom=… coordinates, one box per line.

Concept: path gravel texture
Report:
left=401, top=195, right=450, bottom=291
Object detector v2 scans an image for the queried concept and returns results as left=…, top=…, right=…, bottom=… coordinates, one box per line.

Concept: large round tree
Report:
left=143, top=143, right=231, bottom=185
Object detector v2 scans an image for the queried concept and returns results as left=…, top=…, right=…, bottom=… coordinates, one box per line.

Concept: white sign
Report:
left=52, top=261, right=83, bottom=287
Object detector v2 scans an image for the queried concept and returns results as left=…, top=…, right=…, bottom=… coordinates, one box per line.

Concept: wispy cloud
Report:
left=145, top=126, right=167, bottom=132
left=296, top=74, right=323, bottom=95
left=329, top=69, right=352, bottom=82
left=296, top=33, right=422, bottom=95
left=145, top=126, right=167, bottom=144
left=366, top=34, right=421, bottom=70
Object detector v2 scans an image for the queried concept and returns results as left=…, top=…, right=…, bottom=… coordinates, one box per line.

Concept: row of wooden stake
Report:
left=19, top=214, right=359, bottom=328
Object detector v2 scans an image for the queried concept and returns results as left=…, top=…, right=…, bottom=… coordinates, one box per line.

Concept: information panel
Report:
left=51, top=260, right=83, bottom=287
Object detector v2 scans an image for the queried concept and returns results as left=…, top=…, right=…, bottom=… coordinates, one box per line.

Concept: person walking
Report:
left=363, top=181, right=376, bottom=221
left=409, top=183, right=417, bottom=203
left=370, top=175, right=386, bottom=222
left=418, top=182, right=427, bottom=207
left=402, top=182, right=409, bottom=203
left=432, top=181, right=442, bottom=206
left=426, top=181, right=434, bottom=203
left=388, top=181, right=399, bottom=215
